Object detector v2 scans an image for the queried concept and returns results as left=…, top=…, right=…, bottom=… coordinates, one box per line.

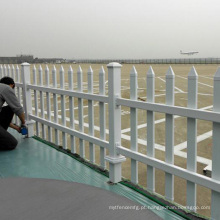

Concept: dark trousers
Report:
left=0, top=106, right=18, bottom=150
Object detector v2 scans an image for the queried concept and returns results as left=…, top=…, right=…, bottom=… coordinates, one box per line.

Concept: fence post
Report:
left=211, top=67, right=220, bottom=220
left=21, top=62, right=34, bottom=137
left=105, top=62, right=126, bottom=183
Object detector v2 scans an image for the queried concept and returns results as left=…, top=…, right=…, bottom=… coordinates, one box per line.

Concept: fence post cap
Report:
left=21, top=62, right=30, bottom=66
left=107, top=62, right=122, bottom=68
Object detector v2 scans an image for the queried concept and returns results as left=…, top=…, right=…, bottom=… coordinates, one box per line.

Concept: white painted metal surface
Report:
left=186, top=66, right=198, bottom=212
left=77, top=66, right=85, bottom=157
left=130, top=66, right=138, bottom=184
left=146, top=66, right=155, bottom=193
left=105, top=62, right=126, bottom=183
left=165, top=66, right=175, bottom=201
left=99, top=66, right=106, bottom=169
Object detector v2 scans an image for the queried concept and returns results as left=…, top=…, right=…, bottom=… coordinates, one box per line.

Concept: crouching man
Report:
left=0, top=76, right=26, bottom=150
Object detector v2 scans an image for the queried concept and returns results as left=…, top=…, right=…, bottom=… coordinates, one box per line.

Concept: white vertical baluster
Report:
left=165, top=66, right=175, bottom=201
left=0, top=65, right=2, bottom=78
left=187, top=66, right=198, bottom=212
left=52, top=66, right=59, bottom=145
left=60, top=66, right=67, bottom=149
left=3, top=64, right=6, bottom=76
left=68, top=66, right=75, bottom=153
left=130, top=66, right=138, bottom=184
left=99, top=66, right=106, bottom=169
left=11, top=65, right=16, bottom=124
left=211, top=67, right=220, bottom=220
left=45, top=65, right=52, bottom=142
left=88, top=66, right=95, bottom=163
left=11, top=65, right=15, bottom=80
left=33, top=65, right=39, bottom=136
left=39, top=65, right=45, bottom=139
left=77, top=66, right=84, bottom=157
left=7, top=65, right=10, bottom=77
left=146, top=66, right=155, bottom=192
left=16, top=65, right=21, bottom=104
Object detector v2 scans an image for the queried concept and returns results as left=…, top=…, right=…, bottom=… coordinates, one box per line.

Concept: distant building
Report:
left=0, top=55, right=34, bottom=64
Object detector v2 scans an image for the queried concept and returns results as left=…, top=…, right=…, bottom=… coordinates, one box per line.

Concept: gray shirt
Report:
left=0, top=83, right=24, bottom=116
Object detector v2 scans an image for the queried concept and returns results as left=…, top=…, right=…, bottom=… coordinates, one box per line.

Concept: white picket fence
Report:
left=1, top=63, right=220, bottom=219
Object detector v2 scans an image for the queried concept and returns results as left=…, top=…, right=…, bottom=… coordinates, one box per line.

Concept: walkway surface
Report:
left=0, top=129, right=185, bottom=220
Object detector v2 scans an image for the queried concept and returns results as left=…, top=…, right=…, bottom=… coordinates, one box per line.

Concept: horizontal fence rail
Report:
left=1, top=63, right=220, bottom=219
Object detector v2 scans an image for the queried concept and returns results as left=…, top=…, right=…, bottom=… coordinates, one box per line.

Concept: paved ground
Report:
left=0, top=178, right=162, bottom=220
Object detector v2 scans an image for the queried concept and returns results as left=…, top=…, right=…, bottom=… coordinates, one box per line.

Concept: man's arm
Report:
left=18, top=112, right=26, bottom=125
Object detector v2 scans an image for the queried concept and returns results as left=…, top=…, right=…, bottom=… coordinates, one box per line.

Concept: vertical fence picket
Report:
left=211, top=67, right=220, bottom=220
left=45, top=65, right=52, bottom=142
left=146, top=66, right=155, bottom=192
left=16, top=65, right=21, bottom=104
left=187, top=67, right=198, bottom=212
left=11, top=65, right=15, bottom=80
left=77, top=66, right=85, bottom=157
left=11, top=65, right=16, bottom=124
left=0, top=65, right=2, bottom=78
left=7, top=65, right=10, bottom=77
left=33, top=65, right=39, bottom=136
left=15, top=65, right=20, bottom=125
left=88, top=66, right=95, bottom=163
left=52, top=66, right=59, bottom=145
left=60, top=66, right=67, bottom=149
left=3, top=65, right=6, bottom=77
left=99, top=66, right=106, bottom=169
left=130, top=66, right=138, bottom=184
left=68, top=66, right=75, bottom=153
left=39, top=65, right=45, bottom=139
left=165, top=66, right=175, bottom=201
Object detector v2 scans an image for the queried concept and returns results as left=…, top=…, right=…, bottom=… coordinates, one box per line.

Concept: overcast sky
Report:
left=0, top=0, right=219, bottom=59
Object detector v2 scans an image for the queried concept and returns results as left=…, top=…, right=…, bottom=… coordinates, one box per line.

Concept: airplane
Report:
left=180, top=50, right=199, bottom=55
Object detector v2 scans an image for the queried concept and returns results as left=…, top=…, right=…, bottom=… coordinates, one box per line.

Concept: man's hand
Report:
left=9, top=123, right=21, bottom=133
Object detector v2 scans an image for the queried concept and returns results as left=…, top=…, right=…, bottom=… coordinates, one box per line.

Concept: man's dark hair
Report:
left=0, top=76, right=15, bottom=85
